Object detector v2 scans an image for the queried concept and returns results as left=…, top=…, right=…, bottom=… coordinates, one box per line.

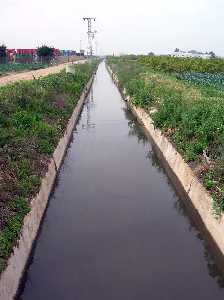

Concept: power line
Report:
left=83, top=17, right=96, bottom=57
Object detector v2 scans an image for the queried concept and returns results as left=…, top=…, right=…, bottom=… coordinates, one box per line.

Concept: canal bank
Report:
left=106, top=63, right=224, bottom=269
left=0, top=68, right=95, bottom=300
left=18, top=62, right=224, bottom=300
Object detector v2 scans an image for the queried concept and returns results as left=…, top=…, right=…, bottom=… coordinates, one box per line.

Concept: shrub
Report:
left=0, top=45, right=7, bottom=64
left=37, top=45, right=55, bottom=64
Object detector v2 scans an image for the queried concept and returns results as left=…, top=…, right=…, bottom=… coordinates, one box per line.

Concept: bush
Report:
left=37, top=45, right=55, bottom=64
left=0, top=45, right=7, bottom=64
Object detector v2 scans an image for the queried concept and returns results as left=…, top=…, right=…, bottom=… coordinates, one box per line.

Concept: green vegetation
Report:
left=0, top=45, right=7, bottom=64
left=108, top=56, right=224, bottom=215
left=0, top=61, right=98, bottom=273
left=0, top=63, right=47, bottom=77
left=37, top=45, right=55, bottom=64
left=139, top=55, right=224, bottom=73
left=177, top=72, right=224, bottom=90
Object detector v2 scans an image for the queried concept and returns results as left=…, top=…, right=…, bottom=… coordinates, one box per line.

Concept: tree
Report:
left=148, top=52, right=155, bottom=56
left=209, top=51, right=216, bottom=58
left=174, top=48, right=180, bottom=52
left=188, top=49, right=198, bottom=54
left=0, top=44, right=7, bottom=63
left=37, top=45, right=55, bottom=64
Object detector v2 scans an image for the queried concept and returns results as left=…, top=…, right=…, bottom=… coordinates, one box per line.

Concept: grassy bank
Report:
left=108, top=56, right=224, bottom=216
left=0, top=63, right=47, bottom=77
left=0, top=61, right=98, bottom=273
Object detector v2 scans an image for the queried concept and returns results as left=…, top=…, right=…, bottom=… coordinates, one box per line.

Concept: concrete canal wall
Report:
left=0, top=74, right=95, bottom=300
left=107, top=64, right=224, bottom=263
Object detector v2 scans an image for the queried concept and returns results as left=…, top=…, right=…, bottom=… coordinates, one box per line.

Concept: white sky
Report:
left=1, top=0, right=224, bottom=55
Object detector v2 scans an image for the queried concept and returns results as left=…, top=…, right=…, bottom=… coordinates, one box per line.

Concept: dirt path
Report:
left=0, top=60, right=86, bottom=86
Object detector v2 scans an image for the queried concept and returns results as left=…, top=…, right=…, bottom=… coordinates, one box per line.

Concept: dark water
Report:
left=18, top=62, right=224, bottom=300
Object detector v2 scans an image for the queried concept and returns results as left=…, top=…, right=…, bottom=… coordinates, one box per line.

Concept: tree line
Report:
left=0, top=44, right=55, bottom=64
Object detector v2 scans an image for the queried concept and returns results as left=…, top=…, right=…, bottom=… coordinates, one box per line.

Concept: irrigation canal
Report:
left=17, top=62, right=224, bottom=299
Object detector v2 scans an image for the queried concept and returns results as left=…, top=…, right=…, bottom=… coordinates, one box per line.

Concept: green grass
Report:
left=139, top=55, right=224, bottom=73
left=108, top=56, right=224, bottom=215
left=0, top=60, right=98, bottom=273
left=0, top=63, right=47, bottom=76
left=0, top=198, right=30, bottom=273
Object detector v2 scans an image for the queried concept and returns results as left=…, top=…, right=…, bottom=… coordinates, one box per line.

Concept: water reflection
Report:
left=205, top=248, right=224, bottom=287
left=174, top=195, right=224, bottom=287
left=123, top=107, right=147, bottom=145
left=82, top=88, right=96, bottom=130
left=123, top=106, right=163, bottom=172
left=123, top=100, right=224, bottom=288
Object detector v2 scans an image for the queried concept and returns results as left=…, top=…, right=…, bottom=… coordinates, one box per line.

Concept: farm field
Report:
left=0, top=60, right=98, bottom=273
left=108, top=55, right=224, bottom=215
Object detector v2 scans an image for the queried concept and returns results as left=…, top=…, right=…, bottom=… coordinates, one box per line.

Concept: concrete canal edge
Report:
left=106, top=64, right=224, bottom=263
left=0, top=74, right=95, bottom=300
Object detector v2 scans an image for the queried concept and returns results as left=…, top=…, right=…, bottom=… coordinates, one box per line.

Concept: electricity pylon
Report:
left=83, top=17, right=96, bottom=57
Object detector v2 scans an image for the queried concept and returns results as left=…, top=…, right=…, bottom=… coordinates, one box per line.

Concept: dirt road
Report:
left=0, top=60, right=86, bottom=86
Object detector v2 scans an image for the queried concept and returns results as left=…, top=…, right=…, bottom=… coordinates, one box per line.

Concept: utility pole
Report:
left=83, top=17, right=96, bottom=57
left=80, top=40, right=82, bottom=53
left=95, top=40, right=98, bottom=56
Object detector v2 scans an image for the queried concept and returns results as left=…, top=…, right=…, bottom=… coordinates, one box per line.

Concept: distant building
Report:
left=171, top=49, right=213, bottom=59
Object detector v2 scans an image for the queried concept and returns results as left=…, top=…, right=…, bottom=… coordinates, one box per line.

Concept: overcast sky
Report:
left=1, top=0, right=223, bottom=55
